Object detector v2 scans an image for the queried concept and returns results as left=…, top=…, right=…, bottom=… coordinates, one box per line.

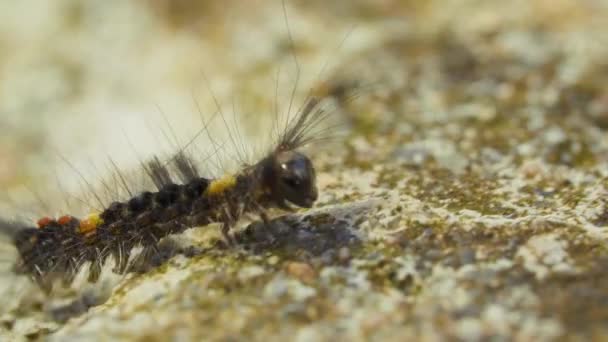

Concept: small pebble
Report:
left=285, top=262, right=316, bottom=283
left=338, top=247, right=351, bottom=262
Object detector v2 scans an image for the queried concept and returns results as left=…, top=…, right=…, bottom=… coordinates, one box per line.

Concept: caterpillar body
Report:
left=0, top=95, right=329, bottom=293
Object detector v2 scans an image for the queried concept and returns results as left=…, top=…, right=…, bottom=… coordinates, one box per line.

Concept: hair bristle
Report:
left=173, top=151, right=200, bottom=183
left=0, top=218, right=27, bottom=241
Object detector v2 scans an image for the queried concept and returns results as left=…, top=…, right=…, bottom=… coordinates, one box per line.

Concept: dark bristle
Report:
left=87, top=259, right=102, bottom=283
left=12, top=228, right=39, bottom=255
left=173, top=151, right=200, bottom=183
left=146, top=156, right=174, bottom=190
left=0, top=218, right=30, bottom=240
left=277, top=96, right=327, bottom=152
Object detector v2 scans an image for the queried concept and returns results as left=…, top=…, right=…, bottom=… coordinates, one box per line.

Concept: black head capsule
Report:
left=260, top=151, right=318, bottom=209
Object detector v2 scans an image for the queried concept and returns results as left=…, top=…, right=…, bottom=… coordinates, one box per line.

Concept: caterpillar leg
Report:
left=259, top=210, right=271, bottom=226
left=220, top=223, right=236, bottom=246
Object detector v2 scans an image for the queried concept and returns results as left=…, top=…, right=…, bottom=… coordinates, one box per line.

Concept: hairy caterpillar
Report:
left=0, top=94, right=338, bottom=293
left=0, top=2, right=357, bottom=295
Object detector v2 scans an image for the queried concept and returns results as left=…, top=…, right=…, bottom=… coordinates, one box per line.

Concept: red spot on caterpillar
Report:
left=37, top=216, right=53, bottom=229
left=57, top=215, right=73, bottom=225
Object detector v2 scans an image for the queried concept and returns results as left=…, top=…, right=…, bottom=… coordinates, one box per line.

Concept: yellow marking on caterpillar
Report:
left=79, top=213, right=104, bottom=234
left=206, top=175, right=237, bottom=196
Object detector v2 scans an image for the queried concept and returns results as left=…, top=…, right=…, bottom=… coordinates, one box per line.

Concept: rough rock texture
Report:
left=2, top=0, right=608, bottom=341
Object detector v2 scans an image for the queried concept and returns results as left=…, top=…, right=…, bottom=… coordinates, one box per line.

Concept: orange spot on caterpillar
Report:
left=37, top=217, right=53, bottom=229
left=78, top=213, right=103, bottom=234
left=57, top=215, right=73, bottom=225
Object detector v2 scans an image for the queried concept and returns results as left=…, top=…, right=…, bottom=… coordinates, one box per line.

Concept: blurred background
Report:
left=2, top=1, right=608, bottom=340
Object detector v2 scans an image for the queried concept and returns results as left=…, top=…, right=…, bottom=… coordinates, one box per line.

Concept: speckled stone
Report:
left=2, top=0, right=608, bottom=341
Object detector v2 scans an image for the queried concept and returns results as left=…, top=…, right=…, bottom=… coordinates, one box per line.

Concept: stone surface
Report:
left=1, top=0, right=608, bottom=341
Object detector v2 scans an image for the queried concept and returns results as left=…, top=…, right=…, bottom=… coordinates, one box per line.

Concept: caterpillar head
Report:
left=262, top=150, right=318, bottom=209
